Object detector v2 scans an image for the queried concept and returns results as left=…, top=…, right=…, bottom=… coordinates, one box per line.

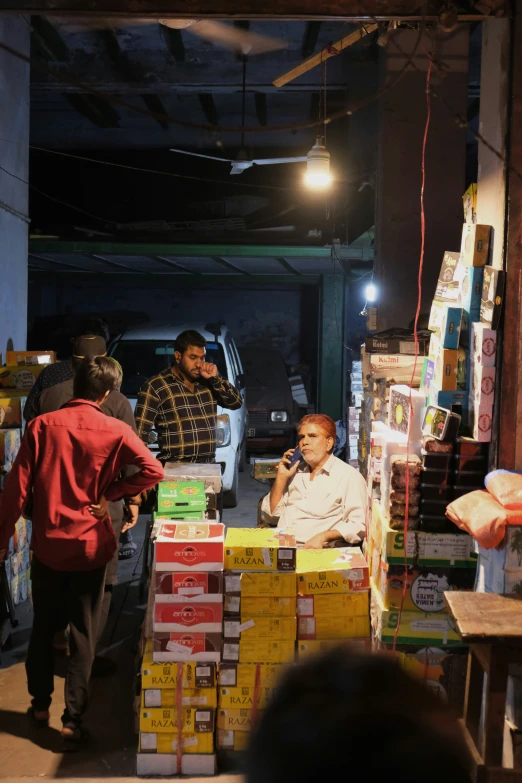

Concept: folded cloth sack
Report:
left=446, top=490, right=522, bottom=549
left=485, top=470, right=522, bottom=510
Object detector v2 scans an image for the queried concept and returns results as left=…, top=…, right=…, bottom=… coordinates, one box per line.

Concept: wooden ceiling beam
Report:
left=254, top=92, right=268, bottom=126
left=30, top=15, right=69, bottom=61
left=0, top=0, right=505, bottom=21
left=160, top=24, right=185, bottom=62
left=302, top=21, right=322, bottom=58
left=142, top=95, right=169, bottom=128
left=64, top=93, right=120, bottom=127
left=198, top=93, right=219, bottom=125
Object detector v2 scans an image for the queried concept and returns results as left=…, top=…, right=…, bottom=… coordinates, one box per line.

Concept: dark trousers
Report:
left=54, top=502, right=123, bottom=647
left=26, top=557, right=106, bottom=727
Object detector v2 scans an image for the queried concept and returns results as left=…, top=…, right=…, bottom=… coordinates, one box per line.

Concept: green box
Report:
left=153, top=510, right=205, bottom=522
left=156, top=481, right=206, bottom=514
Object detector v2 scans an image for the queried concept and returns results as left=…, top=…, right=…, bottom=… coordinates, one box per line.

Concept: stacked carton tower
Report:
left=137, top=466, right=224, bottom=777
left=219, top=529, right=297, bottom=755
left=296, top=548, right=371, bottom=658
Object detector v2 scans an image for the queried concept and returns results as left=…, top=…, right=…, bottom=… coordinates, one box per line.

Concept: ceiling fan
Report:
left=170, top=58, right=307, bottom=175
left=65, top=17, right=286, bottom=57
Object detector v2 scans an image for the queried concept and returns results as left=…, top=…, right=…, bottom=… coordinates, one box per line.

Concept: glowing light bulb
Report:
left=305, top=140, right=331, bottom=190
left=365, top=283, right=377, bottom=302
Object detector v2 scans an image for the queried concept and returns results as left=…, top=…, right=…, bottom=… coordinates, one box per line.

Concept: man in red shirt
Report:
left=0, top=357, right=164, bottom=742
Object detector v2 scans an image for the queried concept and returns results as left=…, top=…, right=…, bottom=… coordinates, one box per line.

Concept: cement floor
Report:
left=0, top=471, right=267, bottom=780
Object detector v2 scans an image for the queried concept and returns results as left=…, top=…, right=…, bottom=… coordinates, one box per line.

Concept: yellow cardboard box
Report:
left=0, top=366, right=46, bottom=395
left=218, top=686, right=275, bottom=709
left=224, top=594, right=296, bottom=617
left=141, top=654, right=217, bottom=689
left=217, top=708, right=261, bottom=732
left=224, top=528, right=296, bottom=572
left=223, top=640, right=295, bottom=664
left=0, top=397, right=23, bottom=429
left=143, top=688, right=217, bottom=709
left=370, top=583, right=463, bottom=647
left=297, top=638, right=372, bottom=658
left=6, top=350, right=55, bottom=366
left=140, top=707, right=215, bottom=734
left=225, top=571, right=296, bottom=597
left=297, top=592, right=369, bottom=619
left=218, top=663, right=289, bottom=689
left=217, top=729, right=250, bottom=752
left=224, top=616, right=296, bottom=641
left=296, top=548, right=370, bottom=595
left=297, top=615, right=370, bottom=640
left=139, top=731, right=214, bottom=754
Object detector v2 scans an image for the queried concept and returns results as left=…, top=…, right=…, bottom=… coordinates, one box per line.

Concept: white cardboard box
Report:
left=470, top=322, right=497, bottom=368
left=137, top=753, right=217, bottom=776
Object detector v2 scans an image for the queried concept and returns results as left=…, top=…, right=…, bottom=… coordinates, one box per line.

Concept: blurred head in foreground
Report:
left=246, top=648, right=470, bottom=783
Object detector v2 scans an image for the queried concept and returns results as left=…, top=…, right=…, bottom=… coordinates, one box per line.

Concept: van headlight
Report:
left=216, top=414, right=231, bottom=448
left=270, top=411, right=288, bottom=423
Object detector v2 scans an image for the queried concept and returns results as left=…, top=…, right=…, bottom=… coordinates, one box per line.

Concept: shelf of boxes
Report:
left=137, top=472, right=224, bottom=777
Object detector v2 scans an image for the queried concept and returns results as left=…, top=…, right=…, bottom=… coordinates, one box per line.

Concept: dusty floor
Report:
left=0, top=471, right=267, bottom=781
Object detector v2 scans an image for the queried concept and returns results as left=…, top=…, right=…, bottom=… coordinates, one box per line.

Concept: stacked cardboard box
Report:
left=468, top=321, right=498, bottom=443
left=476, top=527, right=522, bottom=595
left=137, top=513, right=225, bottom=776
left=296, top=548, right=371, bottom=656
left=219, top=529, right=297, bottom=754
left=368, top=501, right=474, bottom=704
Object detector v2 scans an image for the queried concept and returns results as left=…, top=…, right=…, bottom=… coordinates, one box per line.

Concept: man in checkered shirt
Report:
left=135, top=330, right=242, bottom=465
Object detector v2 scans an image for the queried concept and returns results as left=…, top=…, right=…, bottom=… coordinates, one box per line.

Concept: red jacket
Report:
left=0, top=399, right=164, bottom=571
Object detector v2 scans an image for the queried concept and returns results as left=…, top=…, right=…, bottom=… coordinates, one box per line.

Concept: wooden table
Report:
left=445, top=592, right=522, bottom=783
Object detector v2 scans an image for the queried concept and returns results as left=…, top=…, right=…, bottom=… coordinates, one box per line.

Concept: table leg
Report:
left=465, top=649, right=484, bottom=747
left=483, top=648, right=509, bottom=767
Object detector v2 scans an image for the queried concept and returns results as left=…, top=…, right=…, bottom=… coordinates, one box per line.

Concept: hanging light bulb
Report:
left=305, top=139, right=332, bottom=189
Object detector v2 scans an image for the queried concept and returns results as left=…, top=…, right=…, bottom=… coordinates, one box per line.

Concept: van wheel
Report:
left=238, top=438, right=247, bottom=473
left=223, top=463, right=239, bottom=508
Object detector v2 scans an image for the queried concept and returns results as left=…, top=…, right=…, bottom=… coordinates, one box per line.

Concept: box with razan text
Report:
left=224, top=571, right=296, bottom=597
left=296, top=548, right=370, bottom=595
left=224, top=594, right=296, bottom=618
left=140, top=654, right=216, bottom=689
left=218, top=663, right=289, bottom=689
left=154, top=522, right=224, bottom=572
left=224, top=528, right=296, bottom=572
left=143, top=687, right=217, bottom=709
left=217, top=729, right=250, bottom=752
left=223, top=616, right=296, bottom=641
left=139, top=706, right=215, bottom=733
left=218, top=686, right=275, bottom=710
left=139, top=730, right=214, bottom=754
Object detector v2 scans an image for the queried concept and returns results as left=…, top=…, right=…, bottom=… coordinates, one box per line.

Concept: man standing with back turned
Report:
left=0, top=357, right=164, bottom=743
left=135, top=331, right=242, bottom=507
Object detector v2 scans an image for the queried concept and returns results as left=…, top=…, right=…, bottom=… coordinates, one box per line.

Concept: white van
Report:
left=110, top=322, right=247, bottom=507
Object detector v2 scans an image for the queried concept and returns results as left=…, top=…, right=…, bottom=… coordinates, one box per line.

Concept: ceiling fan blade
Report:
left=251, top=157, right=308, bottom=166
left=230, top=161, right=254, bottom=175
left=170, top=148, right=234, bottom=163
left=188, top=20, right=287, bottom=56
left=158, top=19, right=198, bottom=30
left=273, top=23, right=378, bottom=87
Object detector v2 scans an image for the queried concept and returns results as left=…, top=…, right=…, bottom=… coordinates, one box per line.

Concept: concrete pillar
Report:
left=374, top=27, right=469, bottom=330
left=0, top=17, right=30, bottom=359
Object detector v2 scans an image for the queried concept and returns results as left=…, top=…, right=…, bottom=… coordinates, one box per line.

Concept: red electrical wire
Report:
left=392, top=54, right=433, bottom=652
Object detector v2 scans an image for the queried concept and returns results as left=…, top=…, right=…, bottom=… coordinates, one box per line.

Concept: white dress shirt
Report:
left=260, top=455, right=368, bottom=545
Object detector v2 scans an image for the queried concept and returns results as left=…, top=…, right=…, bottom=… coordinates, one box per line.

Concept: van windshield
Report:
left=111, top=340, right=228, bottom=397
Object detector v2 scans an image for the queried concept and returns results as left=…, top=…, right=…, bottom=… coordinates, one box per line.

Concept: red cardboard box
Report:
left=153, top=632, right=222, bottom=663
left=154, top=601, right=223, bottom=633
left=154, top=522, right=225, bottom=572
left=154, top=571, right=223, bottom=600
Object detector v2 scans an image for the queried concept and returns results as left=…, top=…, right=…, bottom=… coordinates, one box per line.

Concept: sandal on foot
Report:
left=61, top=725, right=88, bottom=749
left=118, top=541, right=137, bottom=560
left=27, top=706, right=50, bottom=727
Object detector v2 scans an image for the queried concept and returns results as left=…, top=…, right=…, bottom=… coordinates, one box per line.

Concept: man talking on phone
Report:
left=261, top=414, right=367, bottom=548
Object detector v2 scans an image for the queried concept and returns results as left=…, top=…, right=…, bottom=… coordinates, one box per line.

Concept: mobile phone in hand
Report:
left=287, top=448, right=302, bottom=468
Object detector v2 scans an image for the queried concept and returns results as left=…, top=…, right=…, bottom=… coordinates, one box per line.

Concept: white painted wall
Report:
left=0, top=17, right=30, bottom=360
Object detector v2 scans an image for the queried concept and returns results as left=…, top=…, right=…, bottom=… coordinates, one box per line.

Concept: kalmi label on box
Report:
left=139, top=731, right=214, bottom=754
left=218, top=663, right=289, bottom=689
left=141, top=656, right=216, bottom=689
left=224, top=571, right=296, bottom=597
left=154, top=602, right=223, bottom=633
left=224, top=528, right=296, bottom=572
left=296, top=548, right=370, bottom=595
left=140, top=707, right=215, bottom=734
left=154, top=522, right=224, bottom=572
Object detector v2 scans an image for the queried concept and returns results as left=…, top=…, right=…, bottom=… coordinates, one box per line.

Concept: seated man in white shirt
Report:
left=261, top=414, right=367, bottom=548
